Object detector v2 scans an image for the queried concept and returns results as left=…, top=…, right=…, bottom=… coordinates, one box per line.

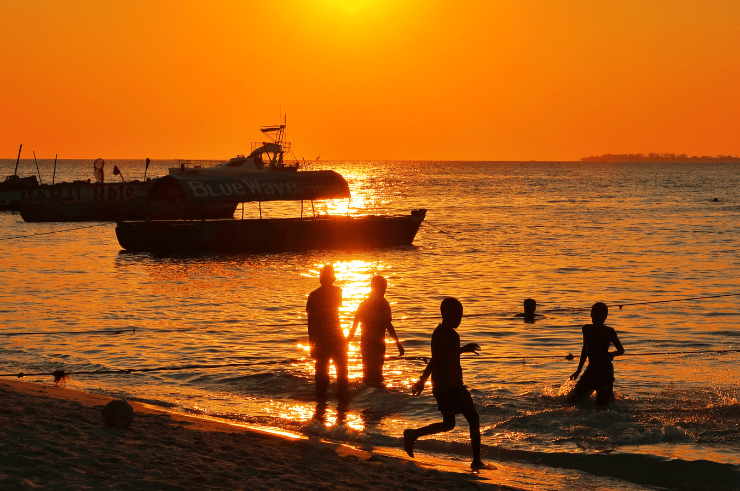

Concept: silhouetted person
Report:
left=306, top=264, right=348, bottom=402
left=403, top=297, right=485, bottom=470
left=514, top=298, right=540, bottom=322
left=568, top=302, right=625, bottom=405
left=347, top=276, right=404, bottom=386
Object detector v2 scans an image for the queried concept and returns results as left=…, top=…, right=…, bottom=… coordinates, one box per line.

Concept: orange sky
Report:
left=1, top=1, right=738, bottom=161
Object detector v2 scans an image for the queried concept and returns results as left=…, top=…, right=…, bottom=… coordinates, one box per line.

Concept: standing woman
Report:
left=348, top=276, right=404, bottom=386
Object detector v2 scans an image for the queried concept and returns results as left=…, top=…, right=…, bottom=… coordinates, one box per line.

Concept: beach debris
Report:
left=53, top=370, right=69, bottom=384
left=102, top=399, right=134, bottom=429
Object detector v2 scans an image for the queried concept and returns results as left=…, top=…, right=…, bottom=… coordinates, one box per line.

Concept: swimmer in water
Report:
left=514, top=298, right=541, bottom=322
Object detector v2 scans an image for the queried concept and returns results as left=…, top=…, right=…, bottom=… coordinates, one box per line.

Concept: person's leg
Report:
left=462, top=407, right=483, bottom=467
left=334, top=347, right=349, bottom=401
left=403, top=413, right=455, bottom=458
left=594, top=372, right=614, bottom=406
left=568, top=369, right=596, bottom=403
left=314, top=355, right=330, bottom=402
left=362, top=351, right=384, bottom=386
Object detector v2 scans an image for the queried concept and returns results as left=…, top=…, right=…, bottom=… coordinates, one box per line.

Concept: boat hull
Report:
left=115, top=210, right=427, bottom=253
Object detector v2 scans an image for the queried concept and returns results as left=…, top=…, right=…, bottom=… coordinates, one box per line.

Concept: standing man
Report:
left=347, top=275, right=404, bottom=386
left=306, top=264, right=348, bottom=402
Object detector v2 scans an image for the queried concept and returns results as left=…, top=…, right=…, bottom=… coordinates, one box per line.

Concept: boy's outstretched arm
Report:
left=411, top=356, right=435, bottom=395
left=459, top=343, right=481, bottom=355
left=570, top=343, right=587, bottom=381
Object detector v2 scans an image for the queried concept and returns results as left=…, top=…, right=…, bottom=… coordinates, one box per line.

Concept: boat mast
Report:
left=13, top=144, right=22, bottom=179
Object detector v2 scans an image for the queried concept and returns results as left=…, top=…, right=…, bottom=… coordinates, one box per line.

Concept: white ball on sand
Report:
left=102, top=399, right=134, bottom=429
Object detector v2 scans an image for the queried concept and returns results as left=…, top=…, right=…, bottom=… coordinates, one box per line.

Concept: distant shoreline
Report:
left=581, top=153, right=740, bottom=162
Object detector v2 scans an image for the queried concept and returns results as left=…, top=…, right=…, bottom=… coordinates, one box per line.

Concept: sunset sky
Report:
left=1, top=1, right=738, bottom=161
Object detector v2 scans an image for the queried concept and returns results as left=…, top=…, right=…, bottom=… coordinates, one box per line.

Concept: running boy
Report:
left=403, top=297, right=485, bottom=470
left=568, top=302, right=625, bottom=405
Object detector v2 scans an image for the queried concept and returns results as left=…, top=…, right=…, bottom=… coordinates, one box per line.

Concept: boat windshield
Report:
left=225, top=159, right=247, bottom=167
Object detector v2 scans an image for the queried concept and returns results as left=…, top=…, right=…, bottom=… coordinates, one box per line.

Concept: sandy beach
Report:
left=0, top=379, right=511, bottom=490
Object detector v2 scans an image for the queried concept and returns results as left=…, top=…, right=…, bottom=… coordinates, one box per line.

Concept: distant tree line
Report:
left=581, top=153, right=740, bottom=162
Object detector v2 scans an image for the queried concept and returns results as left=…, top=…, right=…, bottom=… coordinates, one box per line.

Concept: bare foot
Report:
left=403, top=429, right=416, bottom=458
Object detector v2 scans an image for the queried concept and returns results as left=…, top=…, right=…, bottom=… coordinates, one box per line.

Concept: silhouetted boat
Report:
left=16, top=159, right=237, bottom=222
left=0, top=175, right=41, bottom=211
left=116, top=211, right=426, bottom=253
left=115, top=120, right=426, bottom=253
left=115, top=171, right=426, bottom=253
left=169, top=119, right=299, bottom=176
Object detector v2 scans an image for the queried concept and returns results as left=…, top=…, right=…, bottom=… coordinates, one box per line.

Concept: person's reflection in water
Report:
left=347, top=276, right=404, bottom=387
left=306, top=264, right=348, bottom=403
left=312, top=400, right=348, bottom=427
left=360, top=407, right=385, bottom=429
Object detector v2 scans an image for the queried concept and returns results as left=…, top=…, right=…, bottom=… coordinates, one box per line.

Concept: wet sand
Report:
left=0, top=379, right=510, bottom=490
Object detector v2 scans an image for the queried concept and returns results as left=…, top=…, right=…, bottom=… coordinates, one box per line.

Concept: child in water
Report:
left=514, top=298, right=540, bottom=322
left=403, top=297, right=485, bottom=470
left=568, top=302, right=625, bottom=405
left=347, top=275, right=404, bottom=386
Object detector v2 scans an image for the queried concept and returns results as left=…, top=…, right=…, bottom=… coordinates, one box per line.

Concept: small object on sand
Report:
left=102, top=399, right=134, bottom=428
left=713, top=197, right=719, bottom=202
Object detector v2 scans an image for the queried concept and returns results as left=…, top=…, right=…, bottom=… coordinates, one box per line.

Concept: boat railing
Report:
left=251, top=141, right=291, bottom=154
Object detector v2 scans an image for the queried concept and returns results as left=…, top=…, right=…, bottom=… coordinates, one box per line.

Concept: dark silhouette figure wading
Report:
left=568, top=302, right=625, bottom=405
left=347, top=275, right=404, bottom=386
left=403, top=297, right=486, bottom=470
left=306, top=264, right=348, bottom=402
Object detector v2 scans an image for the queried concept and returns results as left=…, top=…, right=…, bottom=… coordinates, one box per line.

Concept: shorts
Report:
left=572, top=365, right=614, bottom=405
left=433, top=386, right=476, bottom=415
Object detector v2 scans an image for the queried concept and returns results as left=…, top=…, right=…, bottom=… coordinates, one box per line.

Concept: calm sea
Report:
left=1, top=159, right=738, bottom=490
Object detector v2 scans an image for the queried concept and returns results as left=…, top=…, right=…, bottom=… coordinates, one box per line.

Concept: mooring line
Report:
left=0, top=358, right=299, bottom=382
left=0, top=223, right=109, bottom=241
left=479, top=348, right=740, bottom=362
left=540, top=293, right=740, bottom=313
left=2, top=348, right=737, bottom=383
left=261, top=292, right=740, bottom=326
left=422, top=220, right=459, bottom=241
left=0, top=328, right=136, bottom=337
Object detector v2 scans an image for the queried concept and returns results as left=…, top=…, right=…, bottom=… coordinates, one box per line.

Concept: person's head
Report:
left=523, top=298, right=536, bottom=315
left=440, top=297, right=463, bottom=328
left=370, top=275, right=387, bottom=295
left=591, top=302, right=608, bottom=325
left=319, top=264, right=336, bottom=286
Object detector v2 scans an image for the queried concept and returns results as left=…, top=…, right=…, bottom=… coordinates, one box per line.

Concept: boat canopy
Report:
left=149, top=170, right=350, bottom=204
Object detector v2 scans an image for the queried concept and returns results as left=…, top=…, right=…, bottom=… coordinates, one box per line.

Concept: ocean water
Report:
left=1, top=159, right=739, bottom=490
